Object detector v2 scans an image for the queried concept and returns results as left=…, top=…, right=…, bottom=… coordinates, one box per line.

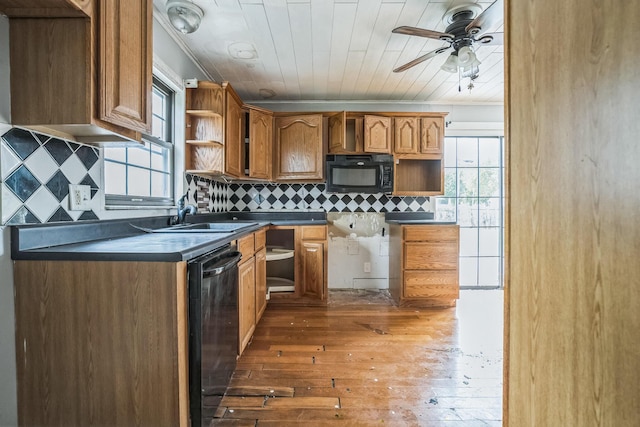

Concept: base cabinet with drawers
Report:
left=389, top=224, right=460, bottom=307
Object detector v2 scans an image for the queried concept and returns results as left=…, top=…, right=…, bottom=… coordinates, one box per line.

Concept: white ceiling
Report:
left=153, top=0, right=503, bottom=104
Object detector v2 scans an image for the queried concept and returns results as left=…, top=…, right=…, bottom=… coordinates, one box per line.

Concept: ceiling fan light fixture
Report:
left=457, top=46, right=477, bottom=67
left=166, top=0, right=204, bottom=34
left=441, top=54, right=459, bottom=73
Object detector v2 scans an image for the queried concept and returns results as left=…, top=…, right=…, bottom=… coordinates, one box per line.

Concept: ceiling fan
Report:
left=392, top=0, right=503, bottom=85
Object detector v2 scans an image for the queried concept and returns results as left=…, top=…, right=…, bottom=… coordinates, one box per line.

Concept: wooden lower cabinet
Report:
left=255, top=247, right=267, bottom=320
left=299, top=240, right=325, bottom=299
left=389, top=224, right=460, bottom=307
left=238, top=256, right=256, bottom=354
left=266, top=225, right=328, bottom=306
left=13, top=260, right=189, bottom=427
left=237, top=228, right=268, bottom=355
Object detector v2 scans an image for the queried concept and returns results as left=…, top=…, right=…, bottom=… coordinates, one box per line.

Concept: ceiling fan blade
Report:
left=465, top=0, right=504, bottom=35
left=393, top=47, right=451, bottom=73
left=476, top=32, right=504, bottom=46
left=392, top=26, right=454, bottom=41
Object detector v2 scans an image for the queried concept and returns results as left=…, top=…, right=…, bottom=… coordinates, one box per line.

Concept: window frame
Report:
left=104, top=76, right=175, bottom=208
left=436, top=136, right=505, bottom=289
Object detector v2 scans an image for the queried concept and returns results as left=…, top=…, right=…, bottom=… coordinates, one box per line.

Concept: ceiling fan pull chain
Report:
left=458, top=68, right=462, bottom=92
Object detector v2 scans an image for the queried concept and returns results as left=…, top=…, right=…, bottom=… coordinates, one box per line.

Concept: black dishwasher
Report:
left=188, top=245, right=242, bottom=427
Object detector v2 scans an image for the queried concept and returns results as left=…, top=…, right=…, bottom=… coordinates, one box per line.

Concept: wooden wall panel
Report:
left=505, top=0, right=640, bottom=425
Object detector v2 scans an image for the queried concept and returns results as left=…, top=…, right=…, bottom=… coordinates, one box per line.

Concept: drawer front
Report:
left=404, top=242, right=458, bottom=270
left=404, top=270, right=458, bottom=286
left=404, top=270, right=459, bottom=299
left=300, top=226, right=326, bottom=240
left=403, top=225, right=458, bottom=242
left=238, top=233, right=255, bottom=260
left=254, top=228, right=267, bottom=250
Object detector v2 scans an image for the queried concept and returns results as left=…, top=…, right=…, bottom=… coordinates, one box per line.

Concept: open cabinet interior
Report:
left=265, top=229, right=295, bottom=298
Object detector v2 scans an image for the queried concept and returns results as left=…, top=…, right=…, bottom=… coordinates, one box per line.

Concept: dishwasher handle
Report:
left=202, top=251, right=242, bottom=277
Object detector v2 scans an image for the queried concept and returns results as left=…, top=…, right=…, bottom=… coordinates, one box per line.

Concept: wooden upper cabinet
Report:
left=274, top=114, right=324, bottom=181
left=0, top=0, right=91, bottom=17
left=420, top=116, right=444, bottom=154
left=394, top=117, right=420, bottom=154
left=6, top=0, right=152, bottom=142
left=99, top=0, right=152, bottom=134
left=248, top=107, right=273, bottom=180
left=224, top=84, right=245, bottom=177
left=184, top=81, right=225, bottom=175
left=328, top=111, right=346, bottom=153
left=364, top=115, right=392, bottom=153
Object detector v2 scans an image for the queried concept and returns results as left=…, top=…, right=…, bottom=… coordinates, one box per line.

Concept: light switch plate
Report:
left=68, top=184, right=91, bottom=211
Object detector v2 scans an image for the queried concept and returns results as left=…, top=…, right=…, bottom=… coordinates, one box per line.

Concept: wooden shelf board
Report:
left=186, top=109, right=223, bottom=118
left=185, top=139, right=224, bottom=146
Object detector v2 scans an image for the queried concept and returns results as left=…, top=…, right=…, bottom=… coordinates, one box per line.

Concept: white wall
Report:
left=328, top=213, right=391, bottom=289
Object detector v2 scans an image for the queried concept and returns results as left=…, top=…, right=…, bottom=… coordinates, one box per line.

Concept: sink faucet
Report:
left=176, top=194, right=197, bottom=224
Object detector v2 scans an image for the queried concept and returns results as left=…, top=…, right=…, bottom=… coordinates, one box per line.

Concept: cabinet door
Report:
left=299, top=241, right=325, bottom=301
left=238, top=257, right=256, bottom=355
left=255, top=247, right=267, bottom=322
left=420, top=117, right=444, bottom=154
left=394, top=117, right=419, bottom=154
left=274, top=114, right=323, bottom=180
left=225, top=88, right=245, bottom=177
left=328, top=111, right=346, bottom=153
left=99, top=0, right=152, bottom=134
left=249, top=109, right=273, bottom=180
left=364, top=115, right=392, bottom=153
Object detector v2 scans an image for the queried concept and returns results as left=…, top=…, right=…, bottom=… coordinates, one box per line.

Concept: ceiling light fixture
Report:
left=166, top=0, right=204, bottom=34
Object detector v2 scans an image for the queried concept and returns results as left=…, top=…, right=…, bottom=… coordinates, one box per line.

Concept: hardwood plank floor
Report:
left=214, top=290, right=503, bottom=426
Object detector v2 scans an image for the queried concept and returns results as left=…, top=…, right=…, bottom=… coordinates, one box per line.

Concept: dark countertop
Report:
left=11, top=211, right=327, bottom=262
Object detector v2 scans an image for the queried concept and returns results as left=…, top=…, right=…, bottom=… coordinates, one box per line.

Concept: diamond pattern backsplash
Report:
left=1, top=127, right=101, bottom=224
left=185, top=173, right=434, bottom=214
left=228, top=183, right=433, bottom=212
left=184, top=173, right=228, bottom=213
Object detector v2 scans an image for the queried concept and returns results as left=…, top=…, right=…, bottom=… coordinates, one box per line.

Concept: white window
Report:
left=436, top=136, right=504, bottom=289
left=104, top=77, right=174, bottom=207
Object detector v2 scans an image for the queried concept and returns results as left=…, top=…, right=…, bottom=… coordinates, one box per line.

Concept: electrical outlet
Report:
left=68, top=184, right=91, bottom=211
left=363, top=262, right=371, bottom=273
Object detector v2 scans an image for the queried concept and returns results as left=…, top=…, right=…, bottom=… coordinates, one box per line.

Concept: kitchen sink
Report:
left=131, top=222, right=258, bottom=234
left=159, top=222, right=258, bottom=233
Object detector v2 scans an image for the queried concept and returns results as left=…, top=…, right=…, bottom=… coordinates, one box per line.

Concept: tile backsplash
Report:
left=228, top=183, right=432, bottom=212
left=1, top=128, right=101, bottom=224
left=184, top=173, right=228, bottom=213
left=185, top=174, right=433, bottom=213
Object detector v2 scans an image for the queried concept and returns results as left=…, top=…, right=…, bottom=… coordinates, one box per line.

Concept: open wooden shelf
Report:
left=394, top=157, right=443, bottom=195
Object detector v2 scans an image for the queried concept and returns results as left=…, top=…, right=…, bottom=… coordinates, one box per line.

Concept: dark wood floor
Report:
left=214, top=290, right=503, bottom=426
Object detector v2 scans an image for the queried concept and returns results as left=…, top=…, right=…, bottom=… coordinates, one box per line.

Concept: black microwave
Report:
left=325, top=154, right=394, bottom=193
